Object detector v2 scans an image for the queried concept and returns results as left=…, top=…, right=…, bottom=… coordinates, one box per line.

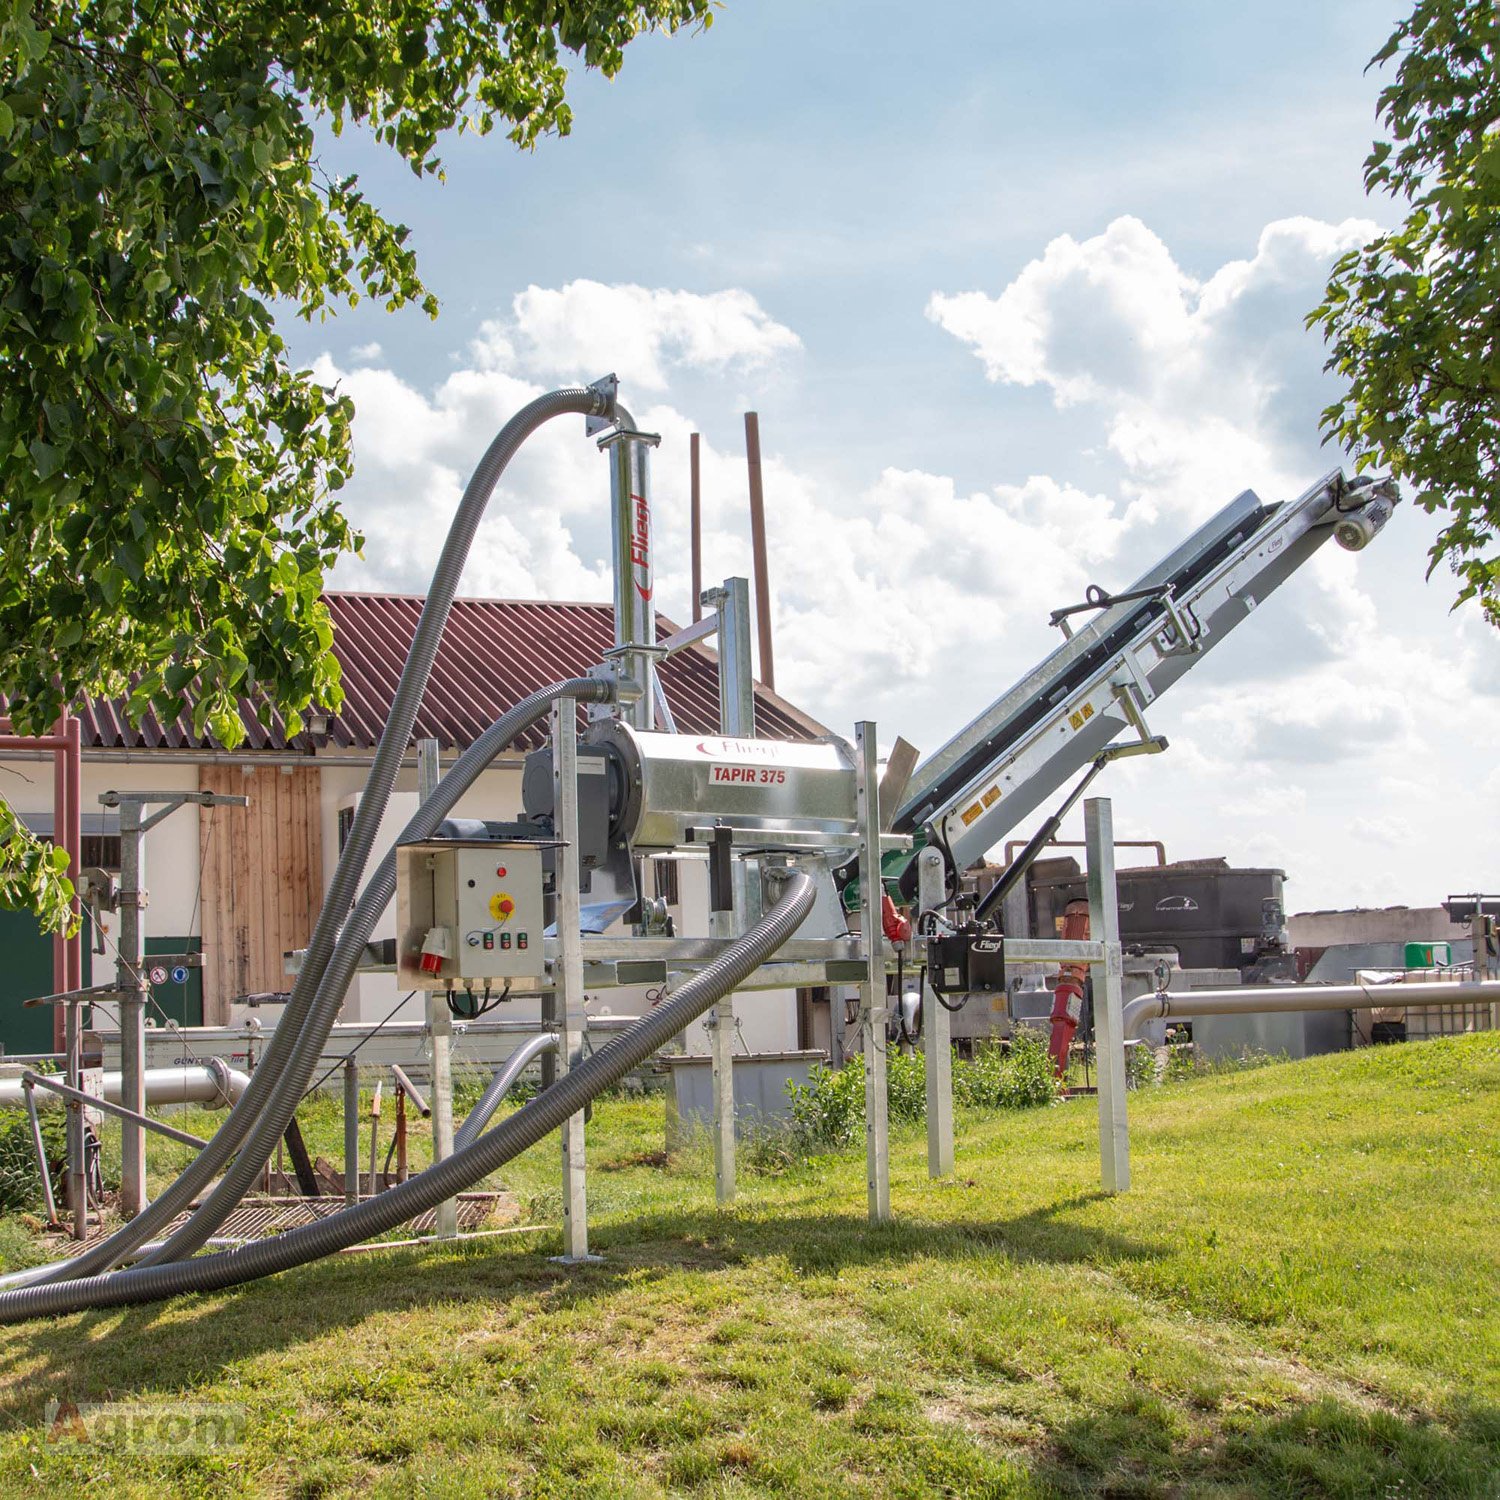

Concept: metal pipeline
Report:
left=602, top=423, right=659, bottom=731
left=1123, top=979, right=1500, bottom=1039
left=453, top=1033, right=559, bottom=1151
left=51, top=383, right=618, bottom=1283
left=0, top=1065, right=249, bottom=1112
left=0, top=868, right=816, bottom=1322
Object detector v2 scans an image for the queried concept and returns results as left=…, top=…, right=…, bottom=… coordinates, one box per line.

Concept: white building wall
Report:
left=8, top=759, right=203, bottom=936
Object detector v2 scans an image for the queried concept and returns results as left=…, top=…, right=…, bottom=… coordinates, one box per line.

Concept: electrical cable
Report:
left=300, top=990, right=418, bottom=1104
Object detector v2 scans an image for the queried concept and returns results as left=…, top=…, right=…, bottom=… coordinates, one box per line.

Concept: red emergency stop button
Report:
left=488, top=892, right=516, bottom=922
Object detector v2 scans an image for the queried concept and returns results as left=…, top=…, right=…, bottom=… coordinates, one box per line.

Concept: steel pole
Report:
left=65, top=1001, right=85, bottom=1239
left=857, top=722, right=890, bottom=1222
left=552, top=699, right=598, bottom=1262
left=116, top=800, right=148, bottom=1216
left=743, top=412, right=775, bottom=690
left=707, top=577, right=755, bottom=1206
left=920, top=846, right=954, bottom=1177
left=1086, top=798, right=1129, bottom=1193
left=418, top=737, right=459, bottom=1238
left=690, top=432, right=703, bottom=623
left=23, top=1081, right=57, bottom=1226
left=601, top=426, right=661, bottom=731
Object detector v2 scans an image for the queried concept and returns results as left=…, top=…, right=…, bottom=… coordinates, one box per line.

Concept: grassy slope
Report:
left=0, top=1034, right=1493, bottom=1498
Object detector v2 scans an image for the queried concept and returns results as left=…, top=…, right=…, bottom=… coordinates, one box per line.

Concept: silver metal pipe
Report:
left=1123, top=980, right=1500, bottom=1039
left=454, top=1032, right=559, bottom=1152
left=0, top=1064, right=249, bottom=1112
left=22, top=1082, right=57, bottom=1225
left=21, top=1072, right=212, bottom=1149
left=602, top=425, right=661, bottom=730
left=705, top=577, right=755, bottom=737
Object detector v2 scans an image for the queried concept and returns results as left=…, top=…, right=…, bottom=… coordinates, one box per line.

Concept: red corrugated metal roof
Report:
left=9, top=594, right=827, bottom=753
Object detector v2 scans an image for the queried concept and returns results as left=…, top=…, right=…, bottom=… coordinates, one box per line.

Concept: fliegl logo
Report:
left=630, top=490, right=652, bottom=603
left=694, top=738, right=786, bottom=761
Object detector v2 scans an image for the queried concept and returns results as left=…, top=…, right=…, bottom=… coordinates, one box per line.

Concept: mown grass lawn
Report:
left=0, top=1033, right=1493, bottom=1497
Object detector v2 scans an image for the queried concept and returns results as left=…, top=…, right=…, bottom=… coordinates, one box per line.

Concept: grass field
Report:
left=0, top=1033, right=1493, bottom=1497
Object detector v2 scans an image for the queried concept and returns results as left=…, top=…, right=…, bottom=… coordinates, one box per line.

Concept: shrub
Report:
left=782, top=1030, right=1059, bottom=1161
left=0, top=1105, right=66, bottom=1215
left=955, top=1030, right=1059, bottom=1111
left=786, top=1062, right=866, bottom=1152
left=885, top=1049, right=927, bottom=1124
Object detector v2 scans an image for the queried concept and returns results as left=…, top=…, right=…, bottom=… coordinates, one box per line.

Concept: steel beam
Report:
left=552, top=700, right=598, bottom=1262
left=1086, top=798, right=1129, bottom=1193
left=418, top=737, right=459, bottom=1239
left=919, top=845, right=953, bottom=1178
left=116, top=800, right=147, bottom=1217
left=857, top=723, right=890, bottom=1222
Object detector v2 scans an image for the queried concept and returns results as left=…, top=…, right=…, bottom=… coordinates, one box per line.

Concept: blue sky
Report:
left=287, top=0, right=1500, bottom=911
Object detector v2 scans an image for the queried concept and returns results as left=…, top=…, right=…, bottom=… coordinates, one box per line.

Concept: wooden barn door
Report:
left=198, top=765, right=322, bottom=1022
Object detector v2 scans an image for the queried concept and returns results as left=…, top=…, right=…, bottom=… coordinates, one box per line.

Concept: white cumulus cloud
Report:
left=314, top=241, right=1498, bottom=908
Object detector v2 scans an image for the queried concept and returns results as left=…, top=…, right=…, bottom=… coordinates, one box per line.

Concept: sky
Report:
left=285, top=0, right=1500, bottom=914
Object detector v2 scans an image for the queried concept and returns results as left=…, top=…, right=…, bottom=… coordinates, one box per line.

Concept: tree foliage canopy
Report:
left=0, top=0, right=710, bottom=930
left=1310, top=0, right=1500, bottom=622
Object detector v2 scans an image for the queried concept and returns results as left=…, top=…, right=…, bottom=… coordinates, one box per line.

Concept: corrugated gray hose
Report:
left=453, top=1032, right=560, bottom=1152
left=139, top=678, right=610, bottom=1266
left=47, top=384, right=617, bottom=1284
left=0, top=868, right=815, bottom=1321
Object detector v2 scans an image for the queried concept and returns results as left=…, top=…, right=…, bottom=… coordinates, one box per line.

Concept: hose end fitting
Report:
left=585, top=373, right=621, bottom=435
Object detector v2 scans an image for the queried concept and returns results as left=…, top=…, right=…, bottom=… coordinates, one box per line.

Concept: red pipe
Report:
left=0, top=734, right=70, bottom=751
left=1047, top=900, right=1091, bottom=1078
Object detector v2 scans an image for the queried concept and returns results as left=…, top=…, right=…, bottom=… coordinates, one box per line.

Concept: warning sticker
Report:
left=960, top=800, right=984, bottom=826
left=981, top=785, right=1002, bottom=808
left=1067, top=702, right=1096, bottom=731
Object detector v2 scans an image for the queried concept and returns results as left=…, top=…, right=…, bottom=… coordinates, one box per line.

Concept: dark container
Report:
left=1027, top=857, right=1286, bottom=973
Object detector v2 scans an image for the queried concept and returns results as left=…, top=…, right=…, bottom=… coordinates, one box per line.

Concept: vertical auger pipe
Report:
left=601, top=421, right=661, bottom=731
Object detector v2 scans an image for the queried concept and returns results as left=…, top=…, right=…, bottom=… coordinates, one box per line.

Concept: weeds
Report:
left=767, top=1031, right=1059, bottom=1165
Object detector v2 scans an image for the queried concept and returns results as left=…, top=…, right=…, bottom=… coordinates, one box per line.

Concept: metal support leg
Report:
left=418, top=737, right=459, bottom=1238
left=704, top=575, right=755, bottom=1207
left=65, top=1001, right=86, bottom=1240
left=919, top=846, right=953, bottom=1178
left=856, top=723, right=890, bottom=1223
left=117, top=802, right=148, bottom=1217
left=23, top=1081, right=57, bottom=1226
left=552, top=699, right=599, bottom=1263
left=707, top=912, right=737, bottom=1207
left=1085, top=798, right=1129, bottom=1193
left=344, top=1059, right=360, bottom=1206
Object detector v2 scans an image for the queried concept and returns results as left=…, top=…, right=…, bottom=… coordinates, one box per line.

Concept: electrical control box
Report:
left=395, top=836, right=553, bottom=991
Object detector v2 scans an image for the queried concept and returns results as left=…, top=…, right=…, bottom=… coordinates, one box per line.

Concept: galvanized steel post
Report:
left=705, top=576, right=756, bottom=1207
left=919, top=845, right=954, bottom=1178
left=857, top=723, right=890, bottom=1222
left=116, top=800, right=148, bottom=1217
left=552, top=698, right=598, bottom=1261
left=418, top=737, right=459, bottom=1238
left=1086, top=798, right=1130, bottom=1193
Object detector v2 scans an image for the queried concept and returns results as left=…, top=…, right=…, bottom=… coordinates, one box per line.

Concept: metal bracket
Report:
left=584, top=373, right=620, bottom=438
left=1156, top=592, right=1205, bottom=656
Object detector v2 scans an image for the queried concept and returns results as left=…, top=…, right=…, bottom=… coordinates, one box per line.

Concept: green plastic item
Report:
left=1404, top=940, right=1452, bottom=968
